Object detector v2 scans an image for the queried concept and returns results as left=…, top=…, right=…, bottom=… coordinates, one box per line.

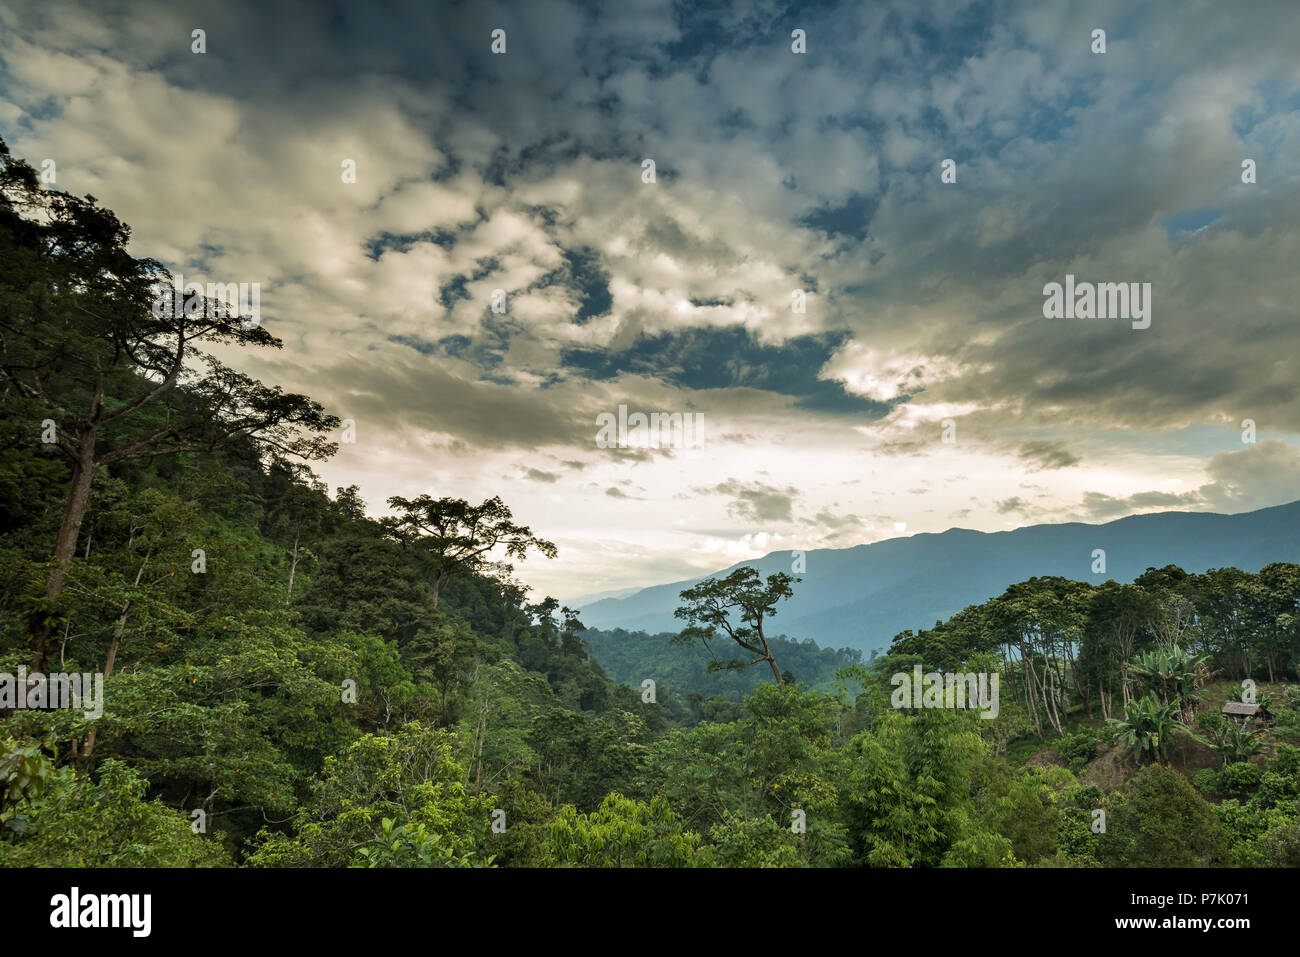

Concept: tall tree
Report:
left=262, top=459, right=330, bottom=604
left=381, top=494, right=557, bottom=607
left=1251, top=563, right=1300, bottom=682
left=984, top=577, right=1088, bottom=738
left=0, top=141, right=339, bottom=666
left=672, top=566, right=798, bottom=685
left=1082, top=581, right=1155, bottom=715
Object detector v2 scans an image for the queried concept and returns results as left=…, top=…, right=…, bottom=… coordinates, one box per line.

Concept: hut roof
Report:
left=1222, top=701, right=1261, bottom=716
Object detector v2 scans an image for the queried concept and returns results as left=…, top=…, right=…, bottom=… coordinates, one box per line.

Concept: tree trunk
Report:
left=1042, top=660, right=1064, bottom=736
left=32, top=441, right=98, bottom=669
left=83, top=549, right=149, bottom=763
left=286, top=529, right=300, bottom=602
left=1023, top=650, right=1044, bottom=739
left=767, top=654, right=783, bottom=686
left=757, top=623, right=783, bottom=686
left=473, top=704, right=488, bottom=788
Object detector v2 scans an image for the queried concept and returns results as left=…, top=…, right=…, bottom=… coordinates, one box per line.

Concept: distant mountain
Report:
left=578, top=500, right=1300, bottom=654
left=566, top=584, right=646, bottom=607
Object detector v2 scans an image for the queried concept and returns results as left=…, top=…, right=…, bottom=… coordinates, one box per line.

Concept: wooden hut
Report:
left=1222, top=701, right=1264, bottom=726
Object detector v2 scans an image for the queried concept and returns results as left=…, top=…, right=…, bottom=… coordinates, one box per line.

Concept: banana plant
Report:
left=1106, top=693, right=1184, bottom=765
left=1189, top=712, right=1264, bottom=768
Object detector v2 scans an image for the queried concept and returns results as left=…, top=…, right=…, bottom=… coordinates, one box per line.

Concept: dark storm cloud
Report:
left=799, top=192, right=880, bottom=242
left=562, top=326, right=892, bottom=416
left=563, top=246, right=614, bottom=324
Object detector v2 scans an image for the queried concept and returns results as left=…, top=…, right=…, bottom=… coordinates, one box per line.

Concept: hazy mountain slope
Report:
left=578, top=500, right=1300, bottom=654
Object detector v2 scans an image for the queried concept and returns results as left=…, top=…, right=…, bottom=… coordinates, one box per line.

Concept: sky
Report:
left=1, top=0, right=1297, bottom=605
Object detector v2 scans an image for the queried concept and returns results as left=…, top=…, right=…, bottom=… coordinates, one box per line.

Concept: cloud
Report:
left=1081, top=490, right=1201, bottom=521
left=1018, top=440, right=1080, bottom=471
left=4, top=0, right=1299, bottom=600
left=1079, top=440, right=1300, bottom=520
left=694, top=479, right=800, bottom=524
left=1200, top=439, right=1300, bottom=512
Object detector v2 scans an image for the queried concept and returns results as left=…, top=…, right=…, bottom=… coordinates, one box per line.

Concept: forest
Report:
left=1, top=137, right=1298, bottom=869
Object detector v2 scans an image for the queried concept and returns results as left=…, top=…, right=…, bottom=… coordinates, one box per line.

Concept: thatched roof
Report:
left=1222, top=701, right=1261, bottom=716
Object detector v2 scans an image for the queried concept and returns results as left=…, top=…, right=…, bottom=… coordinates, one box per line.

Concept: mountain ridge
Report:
left=578, top=500, right=1300, bottom=653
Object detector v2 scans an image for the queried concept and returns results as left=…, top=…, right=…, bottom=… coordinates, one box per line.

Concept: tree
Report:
left=246, top=722, right=493, bottom=868
left=0, top=750, right=229, bottom=867
left=540, top=794, right=700, bottom=867
left=1191, top=711, right=1264, bottom=768
left=672, top=566, right=798, bottom=685
left=1251, top=563, right=1300, bottom=682
left=381, top=494, right=556, bottom=607
left=887, top=603, right=994, bottom=672
left=1081, top=581, right=1155, bottom=715
left=1128, top=643, right=1214, bottom=722
left=354, top=817, right=493, bottom=868
left=0, top=141, right=339, bottom=667
left=1106, top=692, right=1182, bottom=765
left=984, top=577, right=1088, bottom=738
left=1192, top=567, right=1255, bottom=678
left=841, top=707, right=985, bottom=867
left=262, top=459, right=330, bottom=604
left=1098, top=765, right=1231, bottom=866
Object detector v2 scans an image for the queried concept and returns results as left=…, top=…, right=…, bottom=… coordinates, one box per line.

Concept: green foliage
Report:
left=1256, top=819, right=1300, bottom=867
left=1215, top=798, right=1297, bottom=867
left=1057, top=729, right=1099, bottom=772
left=1192, top=710, right=1264, bottom=767
left=841, top=707, right=985, bottom=867
left=976, top=770, right=1061, bottom=866
left=0, top=736, right=57, bottom=836
left=1129, top=644, right=1213, bottom=709
left=1098, top=765, right=1231, bottom=867
left=1055, top=782, right=1106, bottom=867
left=380, top=494, right=556, bottom=606
left=1271, top=690, right=1300, bottom=741
left=1218, top=761, right=1262, bottom=796
left=583, top=626, right=861, bottom=704
left=540, top=793, right=700, bottom=867
left=643, top=682, right=848, bottom=866
left=0, top=751, right=229, bottom=866
left=673, top=567, right=798, bottom=684
left=1192, top=768, right=1220, bottom=796
left=1106, top=693, right=1182, bottom=764
left=354, top=818, right=494, bottom=868
left=526, top=706, right=650, bottom=810
left=1258, top=745, right=1300, bottom=805
left=246, top=723, right=493, bottom=868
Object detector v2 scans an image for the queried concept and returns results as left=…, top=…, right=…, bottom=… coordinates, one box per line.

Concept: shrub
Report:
left=1218, top=762, right=1261, bottom=796
left=1057, top=729, right=1099, bottom=772
left=1257, top=819, right=1300, bottom=867
left=1098, top=765, right=1231, bottom=867
left=1192, top=767, right=1220, bottom=796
